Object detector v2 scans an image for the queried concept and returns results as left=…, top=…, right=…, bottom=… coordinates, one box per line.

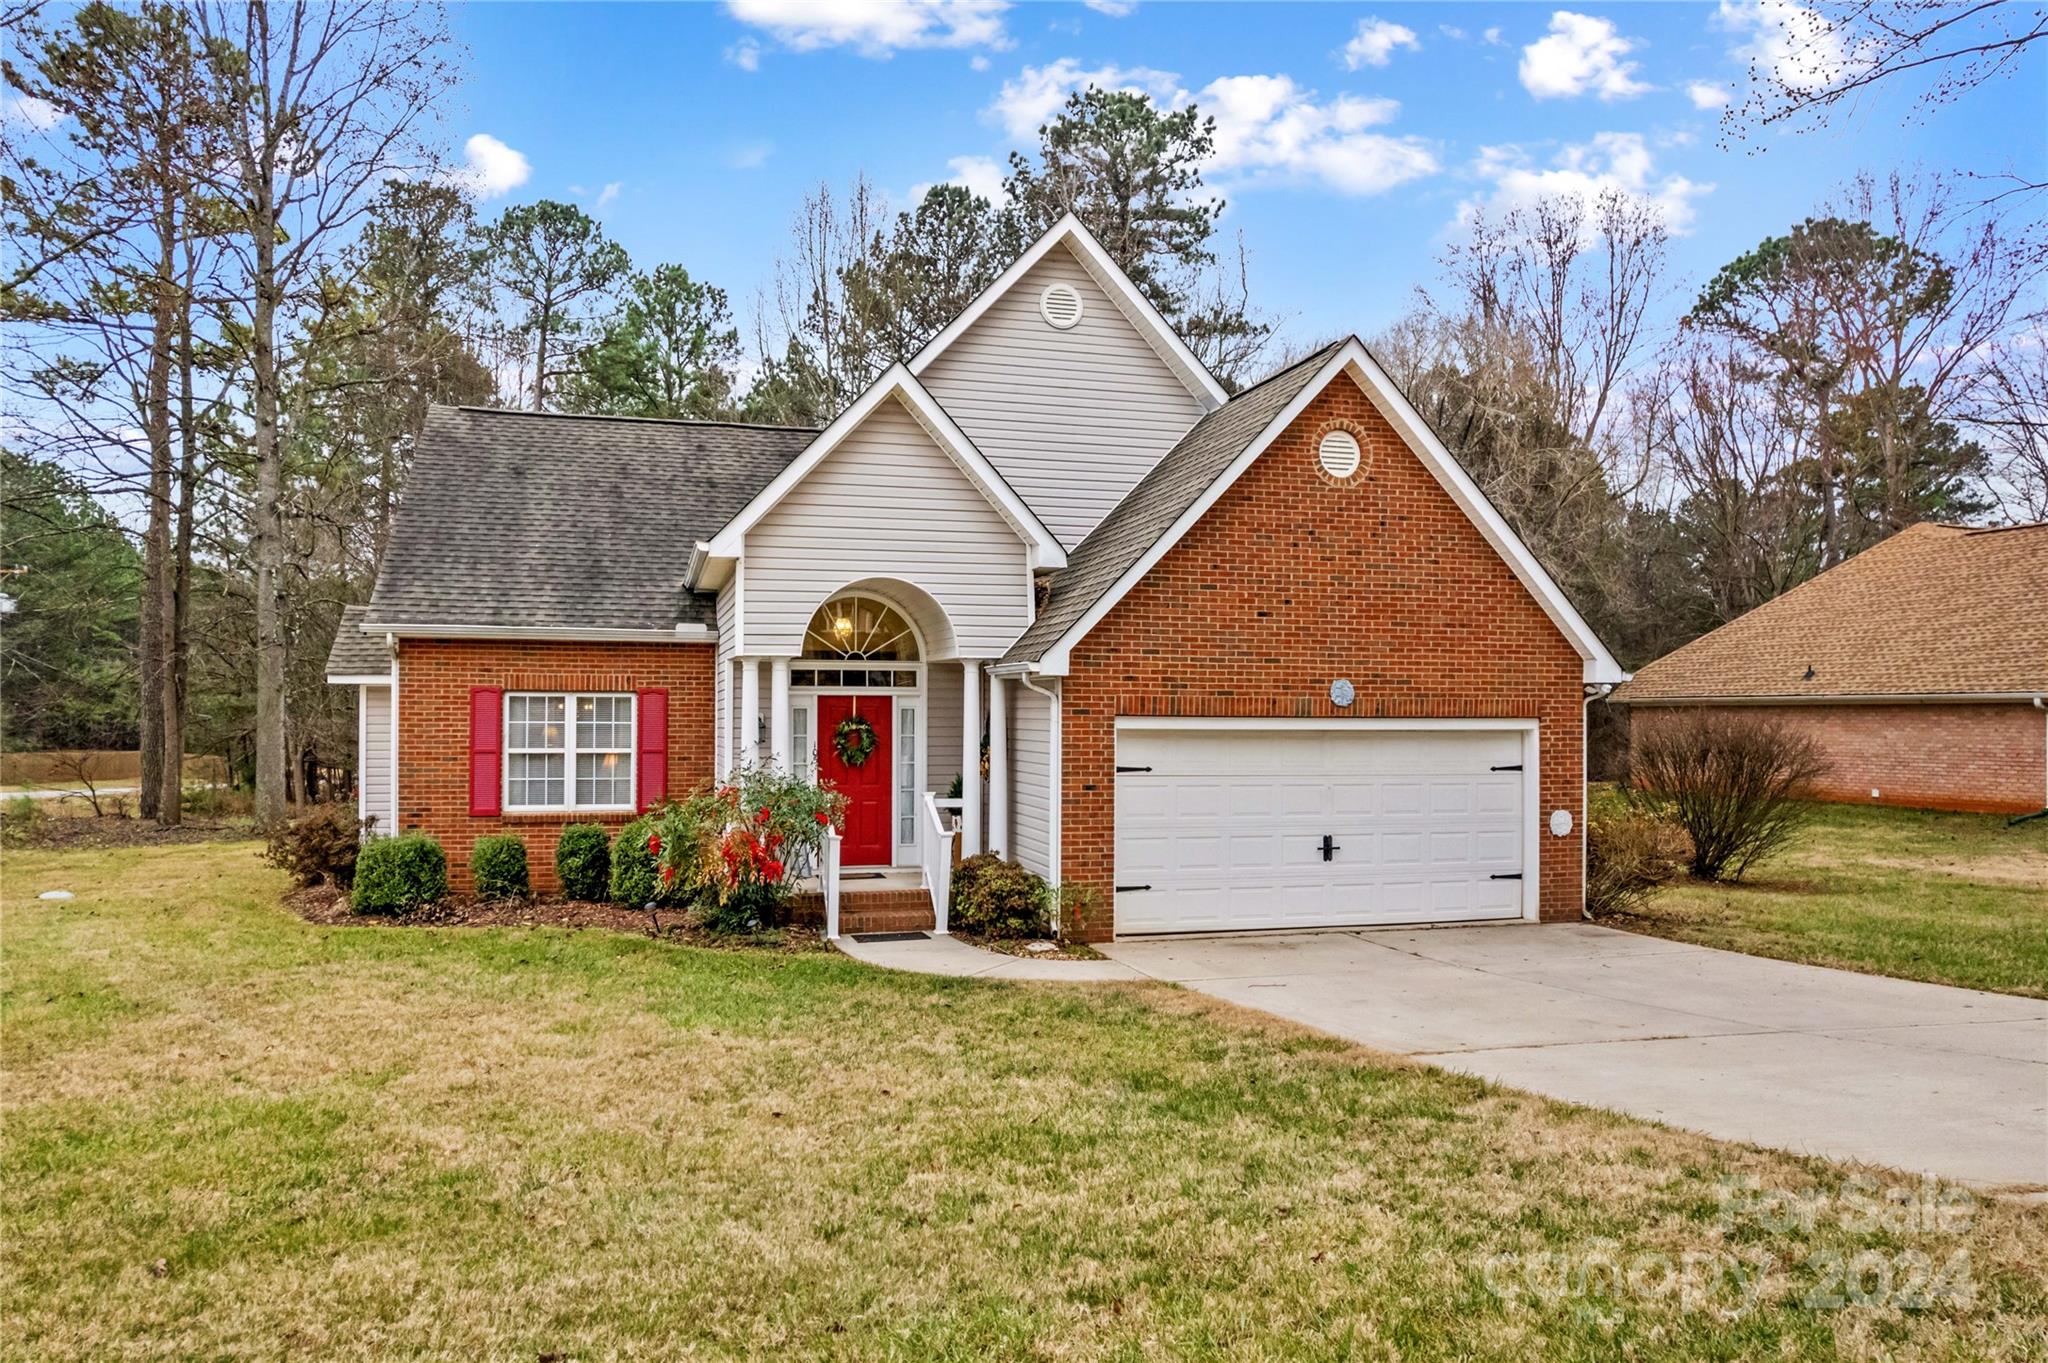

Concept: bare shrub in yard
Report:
left=265, top=805, right=372, bottom=888
left=1586, top=812, right=1692, bottom=915
left=1627, top=710, right=1830, bottom=881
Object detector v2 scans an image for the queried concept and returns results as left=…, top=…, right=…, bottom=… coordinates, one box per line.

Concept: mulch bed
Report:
left=2, top=814, right=258, bottom=851
left=955, top=933, right=1106, bottom=960
left=283, top=884, right=830, bottom=953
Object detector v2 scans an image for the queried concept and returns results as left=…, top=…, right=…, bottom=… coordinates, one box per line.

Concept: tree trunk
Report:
left=159, top=255, right=201, bottom=827
left=138, top=206, right=179, bottom=823
left=252, top=172, right=289, bottom=825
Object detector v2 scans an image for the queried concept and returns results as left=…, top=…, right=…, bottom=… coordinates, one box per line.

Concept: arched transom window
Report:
left=795, top=593, right=921, bottom=689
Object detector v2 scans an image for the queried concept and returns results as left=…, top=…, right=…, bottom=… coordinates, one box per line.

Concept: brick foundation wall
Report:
left=1057, top=376, right=1589, bottom=941
left=1634, top=702, right=2046, bottom=815
left=395, top=639, right=716, bottom=893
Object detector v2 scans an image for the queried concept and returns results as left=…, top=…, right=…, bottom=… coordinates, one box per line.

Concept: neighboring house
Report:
left=1613, top=521, right=2048, bottom=816
left=326, top=215, right=1625, bottom=939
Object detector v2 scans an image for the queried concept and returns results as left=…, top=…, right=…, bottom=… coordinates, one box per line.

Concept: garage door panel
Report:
left=1114, top=726, right=1530, bottom=935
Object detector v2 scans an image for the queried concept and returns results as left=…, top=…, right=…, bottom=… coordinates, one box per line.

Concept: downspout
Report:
left=1581, top=680, right=1622, bottom=919
left=1018, top=670, right=1061, bottom=937
left=2015, top=697, right=2048, bottom=827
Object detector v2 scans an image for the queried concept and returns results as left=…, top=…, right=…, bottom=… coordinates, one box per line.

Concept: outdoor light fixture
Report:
left=835, top=615, right=853, bottom=634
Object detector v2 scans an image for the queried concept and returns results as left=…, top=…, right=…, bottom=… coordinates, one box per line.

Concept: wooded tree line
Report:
left=3, top=1, right=2042, bottom=827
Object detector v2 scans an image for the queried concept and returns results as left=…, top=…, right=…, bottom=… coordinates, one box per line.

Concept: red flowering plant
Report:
left=646, top=766, right=846, bottom=933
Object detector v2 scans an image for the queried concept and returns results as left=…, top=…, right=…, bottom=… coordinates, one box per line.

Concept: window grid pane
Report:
left=505, top=693, right=633, bottom=810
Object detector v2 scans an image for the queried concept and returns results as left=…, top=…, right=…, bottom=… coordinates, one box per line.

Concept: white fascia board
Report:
left=327, top=673, right=392, bottom=686
left=367, top=622, right=711, bottom=642
left=1037, top=339, right=1626, bottom=683
left=704, top=366, right=1067, bottom=569
left=907, top=213, right=1228, bottom=412
left=1622, top=691, right=2047, bottom=706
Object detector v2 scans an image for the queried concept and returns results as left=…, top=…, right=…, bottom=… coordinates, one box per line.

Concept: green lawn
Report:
left=4, top=839, right=2045, bottom=1361
left=1595, top=796, right=2048, bottom=998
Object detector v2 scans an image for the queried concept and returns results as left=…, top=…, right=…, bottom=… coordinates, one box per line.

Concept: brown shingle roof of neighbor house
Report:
left=363, top=406, right=818, bottom=634
left=1002, top=340, right=1346, bottom=666
left=1613, top=521, right=2048, bottom=704
left=324, top=604, right=388, bottom=678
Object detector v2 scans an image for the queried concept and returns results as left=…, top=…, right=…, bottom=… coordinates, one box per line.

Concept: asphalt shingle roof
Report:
left=323, top=605, right=387, bottom=677
left=1613, top=521, right=2048, bottom=703
left=1003, top=342, right=1344, bottom=665
left=364, top=406, right=817, bottom=633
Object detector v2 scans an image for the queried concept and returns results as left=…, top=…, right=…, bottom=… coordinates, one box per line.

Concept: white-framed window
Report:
left=505, top=692, right=635, bottom=811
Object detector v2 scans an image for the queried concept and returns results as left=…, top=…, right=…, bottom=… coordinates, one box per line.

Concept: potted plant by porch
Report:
left=646, top=768, right=845, bottom=933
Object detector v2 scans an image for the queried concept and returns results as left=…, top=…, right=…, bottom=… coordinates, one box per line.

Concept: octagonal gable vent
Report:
left=1039, top=281, right=1084, bottom=330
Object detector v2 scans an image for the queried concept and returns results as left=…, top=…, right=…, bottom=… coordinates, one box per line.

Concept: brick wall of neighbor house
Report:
left=1636, top=702, right=2046, bottom=815
left=396, top=639, right=715, bottom=893
left=1058, top=378, right=1588, bottom=941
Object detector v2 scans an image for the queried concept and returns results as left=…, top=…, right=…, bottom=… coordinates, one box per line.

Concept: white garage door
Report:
left=1113, top=725, right=1531, bottom=935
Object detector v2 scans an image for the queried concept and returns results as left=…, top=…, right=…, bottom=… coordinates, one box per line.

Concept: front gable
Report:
left=739, top=391, right=1034, bottom=659
left=914, top=219, right=1219, bottom=549
left=1076, top=372, right=1587, bottom=691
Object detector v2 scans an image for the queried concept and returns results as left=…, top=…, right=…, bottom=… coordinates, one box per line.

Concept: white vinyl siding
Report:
left=1010, top=681, right=1054, bottom=879
left=927, top=660, right=963, bottom=794
left=360, top=685, right=393, bottom=833
left=744, top=395, right=1031, bottom=658
left=715, top=581, right=736, bottom=777
left=920, top=245, right=1207, bottom=549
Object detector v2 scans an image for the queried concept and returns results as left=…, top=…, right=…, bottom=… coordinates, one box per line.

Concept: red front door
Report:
left=817, top=696, right=893, bottom=866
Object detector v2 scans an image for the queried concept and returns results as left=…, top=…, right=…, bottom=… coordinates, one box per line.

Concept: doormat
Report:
left=841, top=872, right=887, bottom=881
left=851, top=931, right=929, bottom=943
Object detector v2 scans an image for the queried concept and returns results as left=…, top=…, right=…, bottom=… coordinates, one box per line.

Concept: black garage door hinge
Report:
left=1490, top=763, right=1523, bottom=771
left=1114, top=884, right=1152, bottom=893
left=1490, top=873, right=1523, bottom=880
left=1115, top=765, right=1153, bottom=773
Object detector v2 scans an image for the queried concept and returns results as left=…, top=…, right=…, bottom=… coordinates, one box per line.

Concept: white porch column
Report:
left=769, top=658, right=792, bottom=773
left=988, top=672, right=1009, bottom=859
left=960, top=660, right=983, bottom=856
left=739, top=657, right=760, bottom=773
left=715, top=656, right=733, bottom=780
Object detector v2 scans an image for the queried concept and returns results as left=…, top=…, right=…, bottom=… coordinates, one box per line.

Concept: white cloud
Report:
left=2, top=94, right=64, bottom=131
left=1481, top=26, right=1503, bottom=46
left=1082, top=0, right=1134, bottom=15
left=970, top=53, right=989, bottom=70
left=1463, top=131, right=1710, bottom=233
left=987, top=57, right=1181, bottom=138
left=725, top=0, right=1009, bottom=57
left=1519, top=11, right=1652, bottom=101
left=1200, top=74, right=1436, bottom=195
left=595, top=181, right=622, bottom=208
left=443, top=133, right=530, bottom=199
left=725, top=37, right=762, bottom=70
left=1715, top=0, right=1845, bottom=91
left=910, top=153, right=1010, bottom=205
left=989, top=61, right=1437, bottom=197
left=1686, top=80, right=1731, bottom=109
left=1438, top=24, right=1468, bottom=42
left=728, top=141, right=774, bottom=169
left=1343, top=17, right=1420, bottom=69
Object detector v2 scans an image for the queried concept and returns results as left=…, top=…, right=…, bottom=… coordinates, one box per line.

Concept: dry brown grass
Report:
left=5, top=839, right=2045, bottom=1361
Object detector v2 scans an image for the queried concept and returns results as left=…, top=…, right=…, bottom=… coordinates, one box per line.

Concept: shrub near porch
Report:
left=7, top=837, right=2047, bottom=1361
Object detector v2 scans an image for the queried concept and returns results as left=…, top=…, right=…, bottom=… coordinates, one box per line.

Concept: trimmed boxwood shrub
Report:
left=555, top=823, right=612, bottom=901
left=352, top=834, right=448, bottom=915
left=471, top=834, right=529, bottom=900
left=609, top=815, right=688, bottom=907
left=949, top=853, right=1051, bottom=939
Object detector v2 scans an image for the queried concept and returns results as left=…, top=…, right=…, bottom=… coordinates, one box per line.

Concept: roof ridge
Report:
left=446, top=404, right=821, bottom=433
left=1224, top=339, right=1347, bottom=404
left=1962, top=519, right=2048, bottom=536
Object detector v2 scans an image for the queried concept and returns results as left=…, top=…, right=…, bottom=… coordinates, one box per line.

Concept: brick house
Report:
left=1612, top=522, right=2048, bottom=816
left=327, top=215, right=1625, bottom=939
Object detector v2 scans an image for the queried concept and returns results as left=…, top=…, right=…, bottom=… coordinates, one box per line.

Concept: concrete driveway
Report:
left=1102, top=924, right=2048, bottom=1188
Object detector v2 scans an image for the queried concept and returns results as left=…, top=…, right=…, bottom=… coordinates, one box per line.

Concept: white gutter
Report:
left=362, top=622, right=712, bottom=642
left=1622, top=691, right=2047, bottom=706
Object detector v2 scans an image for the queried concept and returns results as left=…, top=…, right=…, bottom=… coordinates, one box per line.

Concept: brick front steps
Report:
left=788, top=887, right=936, bottom=935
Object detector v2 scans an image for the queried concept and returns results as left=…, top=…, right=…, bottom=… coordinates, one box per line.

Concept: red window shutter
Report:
left=469, top=687, right=502, bottom=817
left=637, top=688, right=668, bottom=812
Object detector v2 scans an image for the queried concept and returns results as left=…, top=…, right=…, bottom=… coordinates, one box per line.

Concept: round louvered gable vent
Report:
left=1317, top=429, right=1362, bottom=479
left=1039, top=282, right=1084, bottom=330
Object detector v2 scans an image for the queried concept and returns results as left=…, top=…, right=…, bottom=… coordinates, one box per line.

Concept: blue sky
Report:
left=447, top=2, right=2042, bottom=355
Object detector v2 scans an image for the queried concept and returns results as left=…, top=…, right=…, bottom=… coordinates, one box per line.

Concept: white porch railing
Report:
left=920, top=792, right=959, bottom=935
left=821, top=826, right=843, bottom=940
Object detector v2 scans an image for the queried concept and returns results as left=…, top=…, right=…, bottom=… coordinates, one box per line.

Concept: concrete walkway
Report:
left=1102, top=924, right=2048, bottom=1189
left=833, top=931, right=1147, bottom=982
